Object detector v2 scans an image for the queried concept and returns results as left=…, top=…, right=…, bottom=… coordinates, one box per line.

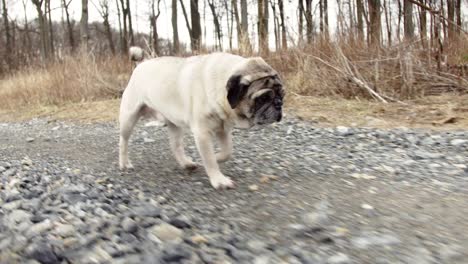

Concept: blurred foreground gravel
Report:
left=1, top=117, right=468, bottom=263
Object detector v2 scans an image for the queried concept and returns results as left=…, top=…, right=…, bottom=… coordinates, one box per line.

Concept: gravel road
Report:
left=1, top=117, right=468, bottom=264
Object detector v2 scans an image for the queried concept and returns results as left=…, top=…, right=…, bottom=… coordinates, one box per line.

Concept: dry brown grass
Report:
left=0, top=53, right=131, bottom=109
left=265, top=38, right=468, bottom=100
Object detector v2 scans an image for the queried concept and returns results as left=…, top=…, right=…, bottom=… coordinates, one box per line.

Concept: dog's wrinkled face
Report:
left=227, top=73, right=284, bottom=128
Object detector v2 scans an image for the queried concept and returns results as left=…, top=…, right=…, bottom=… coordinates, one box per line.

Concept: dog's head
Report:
left=226, top=58, right=284, bottom=128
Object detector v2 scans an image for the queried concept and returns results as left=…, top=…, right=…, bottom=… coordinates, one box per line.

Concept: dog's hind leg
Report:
left=119, top=105, right=142, bottom=170
left=167, top=122, right=198, bottom=170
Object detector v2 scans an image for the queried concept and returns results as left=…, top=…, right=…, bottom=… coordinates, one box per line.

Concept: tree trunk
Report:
left=98, top=1, right=115, bottom=55
left=232, top=0, right=242, bottom=48
left=383, top=0, right=392, bottom=45
left=21, top=0, right=32, bottom=59
left=104, top=16, right=115, bottom=55
left=208, top=0, right=222, bottom=50
left=348, top=0, right=355, bottom=40
left=115, top=0, right=123, bottom=53
left=305, top=0, right=313, bottom=43
left=151, top=0, right=161, bottom=55
left=270, top=1, right=279, bottom=50
left=447, top=0, right=456, bottom=41
left=179, top=0, right=193, bottom=49
left=126, top=0, right=134, bottom=45
left=1, top=0, right=12, bottom=70
left=224, top=0, right=232, bottom=50
left=80, top=0, right=89, bottom=50
left=356, top=0, right=364, bottom=41
left=419, top=0, right=427, bottom=49
left=368, top=0, right=381, bottom=48
left=440, top=0, right=447, bottom=43
left=62, top=0, right=75, bottom=52
left=319, top=0, right=323, bottom=34
left=323, top=0, right=329, bottom=38
left=455, top=0, right=461, bottom=36
left=172, top=0, right=180, bottom=54
left=278, top=0, right=287, bottom=49
left=119, top=0, right=128, bottom=53
left=191, top=0, right=202, bottom=51
left=46, top=0, right=54, bottom=57
left=404, top=0, right=414, bottom=41
left=298, top=0, right=304, bottom=44
left=239, top=0, right=251, bottom=52
left=258, top=0, right=269, bottom=54
left=32, top=0, right=50, bottom=61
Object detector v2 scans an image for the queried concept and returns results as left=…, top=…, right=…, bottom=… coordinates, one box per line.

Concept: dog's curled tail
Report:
left=129, top=46, right=145, bottom=63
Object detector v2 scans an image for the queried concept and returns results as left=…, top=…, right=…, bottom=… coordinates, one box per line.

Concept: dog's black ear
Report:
left=226, top=75, right=249, bottom=109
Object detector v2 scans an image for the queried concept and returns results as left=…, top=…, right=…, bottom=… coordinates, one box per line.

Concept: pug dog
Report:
left=119, top=52, right=284, bottom=189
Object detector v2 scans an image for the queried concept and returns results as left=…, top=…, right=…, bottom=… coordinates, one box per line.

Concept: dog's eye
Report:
left=256, top=94, right=272, bottom=104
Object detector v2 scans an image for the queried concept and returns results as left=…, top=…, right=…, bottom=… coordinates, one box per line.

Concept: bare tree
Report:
left=404, top=0, right=414, bottom=41
left=150, top=0, right=162, bottom=55
left=172, top=0, right=180, bottom=54
left=278, top=0, right=287, bottom=49
left=1, top=0, right=12, bottom=70
left=240, top=0, right=250, bottom=50
left=31, top=0, right=51, bottom=61
left=94, top=0, right=115, bottom=55
left=207, top=0, right=222, bottom=50
left=418, top=0, right=427, bottom=48
left=356, top=0, right=364, bottom=41
left=126, top=0, right=134, bottom=45
left=21, top=0, right=32, bottom=55
left=115, top=0, right=123, bottom=52
left=270, top=0, right=280, bottom=50
left=298, top=0, right=304, bottom=44
left=368, top=0, right=381, bottom=47
left=80, top=0, right=89, bottom=49
left=447, top=0, right=456, bottom=41
left=322, top=0, right=329, bottom=38
left=305, top=0, right=313, bottom=43
left=118, top=0, right=128, bottom=52
left=223, top=0, right=233, bottom=50
left=46, top=0, right=55, bottom=56
left=455, top=0, right=461, bottom=36
left=440, top=0, right=447, bottom=42
left=383, top=0, right=392, bottom=46
left=258, top=0, right=269, bottom=54
left=232, top=0, right=242, bottom=48
left=191, top=0, right=202, bottom=51
left=62, top=0, right=75, bottom=52
left=179, top=0, right=193, bottom=48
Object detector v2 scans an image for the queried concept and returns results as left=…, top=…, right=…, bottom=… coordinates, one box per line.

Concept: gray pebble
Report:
left=122, top=217, right=138, bottom=233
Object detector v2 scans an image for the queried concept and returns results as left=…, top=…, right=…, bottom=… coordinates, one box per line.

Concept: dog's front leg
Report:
left=215, top=129, right=232, bottom=163
left=193, top=128, right=234, bottom=189
left=167, top=122, right=198, bottom=170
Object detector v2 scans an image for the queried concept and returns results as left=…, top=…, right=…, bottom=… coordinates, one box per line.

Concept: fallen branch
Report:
left=310, top=55, right=388, bottom=103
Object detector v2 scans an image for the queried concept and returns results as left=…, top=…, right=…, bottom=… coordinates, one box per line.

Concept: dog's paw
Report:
left=119, top=161, right=134, bottom=170
left=215, top=153, right=231, bottom=163
left=210, top=175, right=235, bottom=190
left=182, top=161, right=199, bottom=171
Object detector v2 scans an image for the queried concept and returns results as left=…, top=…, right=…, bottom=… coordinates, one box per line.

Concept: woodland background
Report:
left=0, top=0, right=467, bottom=124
